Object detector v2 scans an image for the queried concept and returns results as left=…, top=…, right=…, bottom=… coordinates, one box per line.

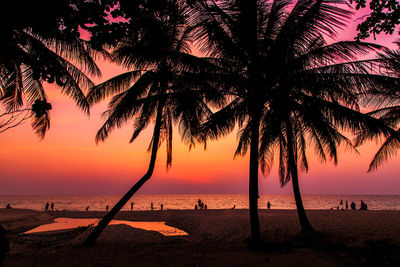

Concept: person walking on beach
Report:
left=345, top=200, right=348, bottom=210
left=195, top=204, right=197, bottom=210
left=350, top=201, right=356, bottom=210
left=106, top=205, right=109, bottom=211
left=86, top=206, right=89, bottom=211
left=267, top=201, right=271, bottom=209
left=340, top=199, right=343, bottom=210
left=45, top=202, right=49, bottom=212
left=51, top=202, right=54, bottom=212
left=130, top=202, right=134, bottom=211
left=160, top=204, right=164, bottom=211
left=151, top=202, right=154, bottom=210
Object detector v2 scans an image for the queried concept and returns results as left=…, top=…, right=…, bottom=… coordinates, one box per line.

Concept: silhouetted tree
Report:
left=189, top=0, right=273, bottom=245
left=0, top=99, right=52, bottom=134
left=83, top=0, right=221, bottom=245
left=191, top=0, right=397, bottom=239
left=355, top=49, right=400, bottom=171
left=0, top=0, right=112, bottom=137
left=349, top=0, right=400, bottom=40
left=348, top=0, right=400, bottom=174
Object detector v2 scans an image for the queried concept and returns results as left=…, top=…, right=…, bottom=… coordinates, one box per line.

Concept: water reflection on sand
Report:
left=24, top=217, right=188, bottom=236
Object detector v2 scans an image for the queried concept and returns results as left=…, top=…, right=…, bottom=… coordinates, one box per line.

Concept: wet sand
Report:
left=2, top=208, right=400, bottom=266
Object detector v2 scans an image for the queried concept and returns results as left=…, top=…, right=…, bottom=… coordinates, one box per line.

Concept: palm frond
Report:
left=368, top=132, right=400, bottom=172
left=87, top=70, right=142, bottom=105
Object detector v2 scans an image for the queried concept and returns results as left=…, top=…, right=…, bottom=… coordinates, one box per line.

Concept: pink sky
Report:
left=0, top=7, right=399, bottom=195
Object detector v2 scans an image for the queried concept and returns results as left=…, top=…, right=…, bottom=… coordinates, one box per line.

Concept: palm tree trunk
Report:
left=83, top=101, right=165, bottom=246
left=285, top=120, right=314, bottom=233
left=249, top=112, right=262, bottom=245
left=245, top=0, right=262, bottom=246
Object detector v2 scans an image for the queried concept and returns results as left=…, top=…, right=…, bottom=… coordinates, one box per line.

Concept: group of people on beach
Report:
left=332, top=200, right=368, bottom=210
left=44, top=202, right=55, bottom=212
left=41, top=201, right=166, bottom=212
left=150, top=202, right=164, bottom=210
left=44, top=202, right=92, bottom=211
left=37, top=199, right=370, bottom=212
left=195, top=199, right=207, bottom=210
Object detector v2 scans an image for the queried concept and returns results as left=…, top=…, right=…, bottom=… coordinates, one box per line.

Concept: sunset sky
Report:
left=0, top=7, right=400, bottom=195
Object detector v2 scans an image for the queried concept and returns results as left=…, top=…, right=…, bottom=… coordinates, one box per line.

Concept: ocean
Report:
left=0, top=194, right=399, bottom=211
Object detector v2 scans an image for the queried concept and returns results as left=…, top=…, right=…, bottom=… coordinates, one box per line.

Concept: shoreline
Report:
left=1, top=194, right=398, bottom=212
left=2, top=207, right=399, bottom=212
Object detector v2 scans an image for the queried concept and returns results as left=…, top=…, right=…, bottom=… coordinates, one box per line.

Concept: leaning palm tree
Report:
left=83, top=0, right=222, bottom=245
left=190, top=0, right=396, bottom=240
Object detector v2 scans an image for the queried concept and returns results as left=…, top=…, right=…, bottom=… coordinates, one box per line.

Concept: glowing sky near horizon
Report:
left=0, top=7, right=400, bottom=195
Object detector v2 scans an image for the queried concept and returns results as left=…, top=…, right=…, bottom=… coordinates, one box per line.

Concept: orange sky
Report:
left=1, top=10, right=400, bottom=195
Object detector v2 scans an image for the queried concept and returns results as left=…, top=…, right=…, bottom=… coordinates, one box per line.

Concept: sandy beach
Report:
left=1, top=208, right=400, bottom=266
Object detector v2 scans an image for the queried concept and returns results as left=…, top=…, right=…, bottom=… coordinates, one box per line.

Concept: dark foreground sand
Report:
left=1, top=208, right=400, bottom=266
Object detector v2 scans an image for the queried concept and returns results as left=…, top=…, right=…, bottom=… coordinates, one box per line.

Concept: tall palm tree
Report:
left=190, top=0, right=396, bottom=241
left=0, top=0, right=107, bottom=137
left=83, top=0, right=221, bottom=245
left=188, top=0, right=275, bottom=245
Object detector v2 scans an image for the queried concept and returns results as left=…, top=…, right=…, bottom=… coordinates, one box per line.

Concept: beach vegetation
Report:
left=83, top=0, right=222, bottom=245
left=190, top=0, right=399, bottom=237
left=0, top=0, right=112, bottom=137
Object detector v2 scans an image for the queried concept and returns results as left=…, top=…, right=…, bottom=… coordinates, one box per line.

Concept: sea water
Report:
left=0, top=194, right=399, bottom=211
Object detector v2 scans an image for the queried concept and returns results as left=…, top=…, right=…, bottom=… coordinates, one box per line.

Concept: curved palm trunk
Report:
left=83, top=101, right=164, bottom=246
left=285, top=121, right=314, bottom=233
left=249, top=113, right=262, bottom=245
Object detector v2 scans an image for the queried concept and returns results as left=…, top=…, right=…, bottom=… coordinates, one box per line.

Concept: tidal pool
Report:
left=24, top=218, right=188, bottom=236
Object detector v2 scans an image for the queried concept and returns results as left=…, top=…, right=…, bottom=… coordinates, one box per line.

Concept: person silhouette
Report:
left=350, top=201, right=356, bottom=210
left=131, top=202, right=134, bottom=211
left=86, top=206, right=89, bottom=211
left=195, top=204, right=198, bottom=210
left=51, top=202, right=54, bottom=212
left=106, top=205, right=109, bottom=211
left=151, top=202, right=154, bottom=210
left=6, top=204, right=11, bottom=209
left=345, top=200, right=348, bottom=210
left=360, top=200, right=368, bottom=210
left=160, top=204, right=164, bottom=211
left=204, top=204, right=207, bottom=210
left=45, top=202, right=49, bottom=212
left=267, top=201, right=271, bottom=209
left=231, top=205, right=236, bottom=209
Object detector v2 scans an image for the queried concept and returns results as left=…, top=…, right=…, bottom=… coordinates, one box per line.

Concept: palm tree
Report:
left=188, top=0, right=274, bottom=245
left=0, top=0, right=107, bottom=137
left=354, top=48, right=400, bottom=171
left=190, top=0, right=397, bottom=240
left=83, top=0, right=221, bottom=245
